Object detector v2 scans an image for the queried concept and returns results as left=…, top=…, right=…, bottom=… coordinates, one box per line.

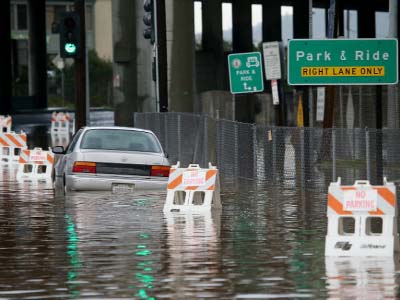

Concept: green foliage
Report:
left=48, top=49, right=113, bottom=108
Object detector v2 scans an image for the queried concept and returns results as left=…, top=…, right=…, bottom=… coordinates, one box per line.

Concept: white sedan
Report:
left=52, top=126, right=171, bottom=192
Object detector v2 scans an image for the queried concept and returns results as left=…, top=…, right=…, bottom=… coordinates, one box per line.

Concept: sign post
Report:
left=288, top=39, right=398, bottom=85
left=228, top=52, right=264, bottom=94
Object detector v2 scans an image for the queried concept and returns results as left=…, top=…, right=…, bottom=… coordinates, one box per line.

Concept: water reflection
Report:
left=325, top=256, right=399, bottom=299
left=161, top=210, right=222, bottom=299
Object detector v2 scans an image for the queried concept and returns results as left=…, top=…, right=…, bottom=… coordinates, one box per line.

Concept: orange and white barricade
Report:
left=0, top=131, right=27, bottom=164
left=164, top=162, right=222, bottom=213
left=16, top=147, right=54, bottom=181
left=325, top=178, right=399, bottom=257
left=50, top=131, right=70, bottom=148
left=0, top=115, right=12, bottom=132
left=50, top=112, right=74, bottom=134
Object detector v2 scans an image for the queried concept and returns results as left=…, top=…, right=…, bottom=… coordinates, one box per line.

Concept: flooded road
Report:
left=0, top=133, right=400, bottom=299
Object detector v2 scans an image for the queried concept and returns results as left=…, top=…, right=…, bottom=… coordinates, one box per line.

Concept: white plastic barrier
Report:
left=0, top=115, right=12, bottom=132
left=50, top=112, right=74, bottom=134
left=163, top=162, right=222, bottom=213
left=16, top=147, right=54, bottom=181
left=50, top=132, right=70, bottom=148
left=0, top=131, right=27, bottom=164
left=325, top=178, right=399, bottom=256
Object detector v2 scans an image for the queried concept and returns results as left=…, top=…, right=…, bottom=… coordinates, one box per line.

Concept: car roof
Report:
left=81, top=126, right=155, bottom=135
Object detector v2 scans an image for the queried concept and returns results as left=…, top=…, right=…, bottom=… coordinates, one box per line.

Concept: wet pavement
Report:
left=0, top=131, right=400, bottom=299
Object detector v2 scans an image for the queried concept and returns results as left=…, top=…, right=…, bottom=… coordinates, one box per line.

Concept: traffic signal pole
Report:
left=143, top=0, right=168, bottom=112
left=155, top=0, right=168, bottom=112
left=74, top=0, right=87, bottom=130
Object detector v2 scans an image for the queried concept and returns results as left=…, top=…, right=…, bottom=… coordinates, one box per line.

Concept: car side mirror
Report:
left=164, top=151, right=169, bottom=158
left=52, top=146, right=65, bottom=154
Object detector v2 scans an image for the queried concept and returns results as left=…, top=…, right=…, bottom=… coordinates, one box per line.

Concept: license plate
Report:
left=112, top=183, right=135, bottom=194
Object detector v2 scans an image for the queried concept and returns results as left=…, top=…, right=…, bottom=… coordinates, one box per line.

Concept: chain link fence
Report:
left=134, top=112, right=400, bottom=192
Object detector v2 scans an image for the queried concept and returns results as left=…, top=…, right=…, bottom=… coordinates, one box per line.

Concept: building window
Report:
left=17, top=4, right=27, bottom=30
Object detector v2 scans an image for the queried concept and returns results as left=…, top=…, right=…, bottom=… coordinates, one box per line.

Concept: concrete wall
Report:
left=94, top=0, right=113, bottom=61
left=166, top=0, right=195, bottom=112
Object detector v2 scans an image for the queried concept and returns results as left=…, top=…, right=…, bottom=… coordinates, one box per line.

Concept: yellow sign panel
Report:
left=301, top=66, right=385, bottom=77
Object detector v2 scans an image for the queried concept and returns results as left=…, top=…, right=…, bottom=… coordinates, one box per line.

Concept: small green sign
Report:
left=228, top=52, right=264, bottom=94
left=288, top=39, right=398, bottom=85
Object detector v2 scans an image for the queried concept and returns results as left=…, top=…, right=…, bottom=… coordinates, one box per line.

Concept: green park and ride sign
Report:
left=287, top=39, right=398, bottom=85
left=228, top=52, right=264, bottom=94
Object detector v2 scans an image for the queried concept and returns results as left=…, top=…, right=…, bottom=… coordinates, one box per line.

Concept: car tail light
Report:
left=151, top=165, right=170, bottom=177
left=72, top=161, right=96, bottom=173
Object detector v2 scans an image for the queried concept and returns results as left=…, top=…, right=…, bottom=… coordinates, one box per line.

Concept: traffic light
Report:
left=59, top=12, right=80, bottom=58
left=143, top=0, right=155, bottom=44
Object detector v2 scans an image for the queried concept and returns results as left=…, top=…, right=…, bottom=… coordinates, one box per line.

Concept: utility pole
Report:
left=74, top=0, right=87, bottom=130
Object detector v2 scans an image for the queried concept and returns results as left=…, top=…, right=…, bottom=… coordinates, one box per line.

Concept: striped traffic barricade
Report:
left=0, top=131, right=27, bottom=164
left=0, top=115, right=12, bottom=133
left=325, top=178, right=399, bottom=257
left=164, top=162, right=222, bottom=213
left=16, top=147, right=54, bottom=181
left=50, top=112, right=74, bottom=134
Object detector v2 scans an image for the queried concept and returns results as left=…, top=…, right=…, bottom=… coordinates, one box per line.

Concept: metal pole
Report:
left=366, top=128, right=371, bottom=181
left=253, top=124, right=257, bottom=179
left=74, top=0, right=87, bottom=129
left=203, top=116, right=208, bottom=167
left=332, top=128, right=336, bottom=181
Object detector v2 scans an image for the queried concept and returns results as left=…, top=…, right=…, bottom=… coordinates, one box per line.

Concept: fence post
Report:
left=253, top=124, right=257, bottom=180
left=164, top=114, right=168, bottom=154
left=203, top=115, right=208, bottom=167
left=272, top=126, right=276, bottom=183
left=177, top=114, right=181, bottom=161
left=332, top=128, right=336, bottom=182
left=366, top=127, right=371, bottom=181
left=234, top=123, right=239, bottom=187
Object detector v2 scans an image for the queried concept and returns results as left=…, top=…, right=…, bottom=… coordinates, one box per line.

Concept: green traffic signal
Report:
left=60, top=12, right=80, bottom=58
left=64, top=43, right=77, bottom=54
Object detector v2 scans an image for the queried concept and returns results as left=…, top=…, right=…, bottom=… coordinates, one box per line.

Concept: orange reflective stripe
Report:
left=6, top=134, right=22, bottom=148
left=207, top=184, right=215, bottom=191
left=375, top=187, right=395, bottom=207
left=206, top=169, right=217, bottom=180
left=167, top=174, right=182, bottom=189
left=369, top=208, right=384, bottom=215
left=0, top=137, right=8, bottom=146
left=185, top=186, right=198, bottom=190
left=47, top=153, right=54, bottom=164
left=341, top=187, right=356, bottom=191
left=328, top=193, right=352, bottom=215
left=20, top=134, right=27, bottom=142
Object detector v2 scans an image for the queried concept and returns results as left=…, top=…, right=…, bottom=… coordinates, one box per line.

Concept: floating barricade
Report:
left=164, top=162, right=222, bottom=213
left=0, top=131, right=27, bottom=164
left=16, top=147, right=54, bottom=181
left=325, top=178, right=399, bottom=257
left=0, top=115, right=12, bottom=132
left=50, top=112, right=74, bottom=134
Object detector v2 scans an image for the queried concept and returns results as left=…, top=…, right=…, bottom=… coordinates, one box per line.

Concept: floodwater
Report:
left=0, top=133, right=400, bottom=299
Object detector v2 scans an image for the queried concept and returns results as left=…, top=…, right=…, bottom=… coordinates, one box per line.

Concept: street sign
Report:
left=288, top=39, right=398, bottom=85
left=262, top=42, right=282, bottom=80
left=228, top=52, right=264, bottom=94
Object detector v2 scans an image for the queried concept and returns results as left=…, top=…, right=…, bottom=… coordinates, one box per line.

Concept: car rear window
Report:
left=80, top=129, right=163, bottom=153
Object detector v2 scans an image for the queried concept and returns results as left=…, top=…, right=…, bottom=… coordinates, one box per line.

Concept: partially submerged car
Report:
left=52, top=126, right=170, bottom=192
